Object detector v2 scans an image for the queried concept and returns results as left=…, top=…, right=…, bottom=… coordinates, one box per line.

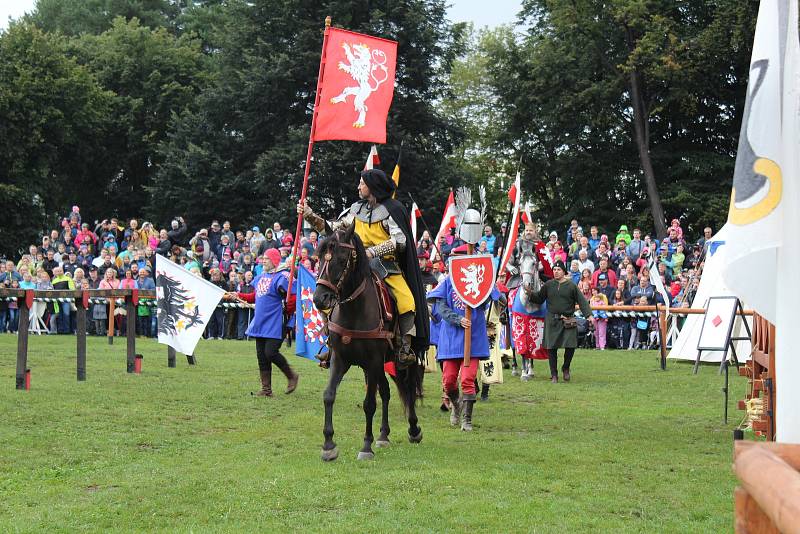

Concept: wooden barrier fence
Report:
left=1, top=289, right=756, bottom=390
left=0, top=288, right=164, bottom=389
left=734, top=441, right=800, bottom=533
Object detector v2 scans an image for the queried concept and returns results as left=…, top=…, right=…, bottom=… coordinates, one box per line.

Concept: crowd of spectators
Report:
left=0, top=205, right=713, bottom=350
left=414, top=217, right=712, bottom=350
left=0, top=206, right=319, bottom=340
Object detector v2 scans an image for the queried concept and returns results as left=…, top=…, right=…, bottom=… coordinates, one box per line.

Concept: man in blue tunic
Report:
left=427, top=262, right=501, bottom=431
left=227, top=248, right=299, bottom=397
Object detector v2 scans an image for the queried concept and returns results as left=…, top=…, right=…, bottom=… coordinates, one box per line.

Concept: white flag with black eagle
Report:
left=154, top=254, right=226, bottom=355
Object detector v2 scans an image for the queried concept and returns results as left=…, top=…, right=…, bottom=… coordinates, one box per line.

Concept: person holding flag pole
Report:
left=224, top=248, right=299, bottom=397
left=299, top=168, right=428, bottom=367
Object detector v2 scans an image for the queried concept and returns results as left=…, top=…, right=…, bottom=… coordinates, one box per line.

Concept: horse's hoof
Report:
left=357, top=451, right=374, bottom=460
left=375, top=440, right=391, bottom=448
left=321, top=447, right=339, bottom=462
left=408, top=430, right=423, bottom=444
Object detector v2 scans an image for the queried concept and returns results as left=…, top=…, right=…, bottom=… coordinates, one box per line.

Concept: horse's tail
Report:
left=392, top=359, right=423, bottom=413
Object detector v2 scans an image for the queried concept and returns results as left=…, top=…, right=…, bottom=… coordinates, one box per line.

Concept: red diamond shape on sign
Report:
left=712, top=315, right=722, bottom=327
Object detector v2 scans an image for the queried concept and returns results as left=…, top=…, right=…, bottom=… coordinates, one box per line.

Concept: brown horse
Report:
left=313, top=223, right=423, bottom=461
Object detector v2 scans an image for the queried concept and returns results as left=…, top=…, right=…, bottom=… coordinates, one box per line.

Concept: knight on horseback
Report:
left=506, top=222, right=550, bottom=379
left=299, top=168, right=429, bottom=367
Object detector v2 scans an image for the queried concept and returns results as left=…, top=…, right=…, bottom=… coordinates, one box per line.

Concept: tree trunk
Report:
left=628, top=69, right=667, bottom=239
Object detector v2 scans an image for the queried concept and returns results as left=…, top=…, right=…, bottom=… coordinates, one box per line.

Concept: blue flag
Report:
left=295, top=265, right=328, bottom=361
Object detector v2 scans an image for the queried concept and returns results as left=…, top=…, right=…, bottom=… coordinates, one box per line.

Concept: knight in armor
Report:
left=506, top=222, right=550, bottom=287
left=505, top=222, right=550, bottom=379
left=427, top=248, right=501, bottom=431
left=299, top=168, right=429, bottom=366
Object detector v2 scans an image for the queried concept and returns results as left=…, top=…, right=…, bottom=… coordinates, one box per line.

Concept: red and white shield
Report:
left=449, top=255, right=496, bottom=309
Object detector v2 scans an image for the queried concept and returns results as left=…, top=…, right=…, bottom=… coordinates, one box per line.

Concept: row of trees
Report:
left=447, top=0, right=756, bottom=238
left=0, top=0, right=755, bottom=258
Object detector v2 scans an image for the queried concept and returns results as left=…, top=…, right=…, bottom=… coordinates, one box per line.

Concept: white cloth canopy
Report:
left=667, top=225, right=752, bottom=363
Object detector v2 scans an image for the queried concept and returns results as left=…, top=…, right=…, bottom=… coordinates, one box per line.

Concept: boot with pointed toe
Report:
left=277, top=362, right=299, bottom=394
left=255, top=369, right=273, bottom=397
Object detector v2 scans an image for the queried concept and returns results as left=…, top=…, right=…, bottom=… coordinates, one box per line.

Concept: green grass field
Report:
left=0, top=335, right=746, bottom=533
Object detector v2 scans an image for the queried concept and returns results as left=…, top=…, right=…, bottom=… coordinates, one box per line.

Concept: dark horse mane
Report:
left=317, top=226, right=371, bottom=298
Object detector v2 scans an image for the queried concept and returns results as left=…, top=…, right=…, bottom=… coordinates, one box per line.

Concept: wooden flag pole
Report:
left=286, top=16, right=332, bottom=300
left=463, top=243, right=474, bottom=367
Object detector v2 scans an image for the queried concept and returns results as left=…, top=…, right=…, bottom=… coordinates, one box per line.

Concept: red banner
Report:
left=313, top=28, right=397, bottom=143
left=498, top=173, right=521, bottom=277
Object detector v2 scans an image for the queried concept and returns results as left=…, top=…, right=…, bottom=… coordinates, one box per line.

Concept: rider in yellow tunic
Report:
left=299, top=169, right=422, bottom=365
left=352, top=216, right=415, bottom=314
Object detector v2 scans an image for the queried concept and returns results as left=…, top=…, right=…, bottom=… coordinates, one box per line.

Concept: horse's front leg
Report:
left=321, top=353, right=350, bottom=462
left=375, top=372, right=391, bottom=447
left=358, top=362, right=380, bottom=460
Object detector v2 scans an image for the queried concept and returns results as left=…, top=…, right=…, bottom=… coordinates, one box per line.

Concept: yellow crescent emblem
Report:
left=729, top=157, right=782, bottom=225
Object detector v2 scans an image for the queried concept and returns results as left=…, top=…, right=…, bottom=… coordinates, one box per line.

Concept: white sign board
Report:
left=697, top=296, right=739, bottom=352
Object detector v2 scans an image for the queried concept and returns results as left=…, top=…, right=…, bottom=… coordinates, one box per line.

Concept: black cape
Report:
left=377, top=198, right=430, bottom=353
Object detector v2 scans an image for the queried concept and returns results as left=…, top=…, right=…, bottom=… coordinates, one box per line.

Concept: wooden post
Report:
left=167, top=346, right=176, bottom=368
left=463, top=243, right=474, bottom=367
left=107, top=297, right=115, bottom=344
left=76, top=291, right=87, bottom=381
left=15, top=291, right=31, bottom=390
left=126, top=295, right=136, bottom=373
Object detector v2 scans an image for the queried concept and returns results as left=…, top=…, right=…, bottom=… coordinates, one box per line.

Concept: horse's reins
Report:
left=316, top=240, right=366, bottom=304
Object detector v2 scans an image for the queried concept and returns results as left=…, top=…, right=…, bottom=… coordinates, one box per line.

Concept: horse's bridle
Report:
left=316, top=237, right=366, bottom=305
left=518, top=251, right=539, bottom=289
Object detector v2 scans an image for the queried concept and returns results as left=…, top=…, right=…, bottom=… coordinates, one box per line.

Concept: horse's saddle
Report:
left=372, top=273, right=395, bottom=325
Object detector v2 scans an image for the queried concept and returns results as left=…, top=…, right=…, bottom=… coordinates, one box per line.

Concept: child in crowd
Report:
left=631, top=296, right=650, bottom=349
left=589, top=288, right=609, bottom=350
left=569, top=260, right=581, bottom=283
left=608, top=289, right=629, bottom=349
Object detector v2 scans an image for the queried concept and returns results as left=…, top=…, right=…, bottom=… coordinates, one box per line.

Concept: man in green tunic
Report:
left=529, top=260, right=595, bottom=383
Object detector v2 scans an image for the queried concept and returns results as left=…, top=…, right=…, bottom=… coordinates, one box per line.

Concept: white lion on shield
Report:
left=330, top=42, right=389, bottom=128
left=459, top=263, right=486, bottom=299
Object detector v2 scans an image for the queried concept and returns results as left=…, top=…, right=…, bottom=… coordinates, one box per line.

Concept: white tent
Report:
left=668, top=225, right=753, bottom=363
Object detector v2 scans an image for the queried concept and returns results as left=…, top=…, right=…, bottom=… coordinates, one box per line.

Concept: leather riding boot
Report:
left=447, top=390, right=461, bottom=426
left=397, top=312, right=416, bottom=367
left=461, top=394, right=476, bottom=431
left=480, top=382, right=490, bottom=402
left=277, top=362, right=299, bottom=394
left=255, top=369, right=272, bottom=397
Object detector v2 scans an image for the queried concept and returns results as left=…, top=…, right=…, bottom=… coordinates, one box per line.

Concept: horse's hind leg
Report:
left=358, top=364, right=380, bottom=460
left=376, top=373, right=391, bottom=447
left=406, top=365, right=423, bottom=444
left=321, top=354, right=349, bottom=462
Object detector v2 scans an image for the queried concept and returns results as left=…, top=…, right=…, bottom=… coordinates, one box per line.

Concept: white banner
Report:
left=720, top=0, right=800, bottom=442
left=154, top=254, right=226, bottom=355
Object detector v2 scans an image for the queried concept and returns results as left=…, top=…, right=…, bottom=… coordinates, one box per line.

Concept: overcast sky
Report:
left=1, top=0, right=521, bottom=31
